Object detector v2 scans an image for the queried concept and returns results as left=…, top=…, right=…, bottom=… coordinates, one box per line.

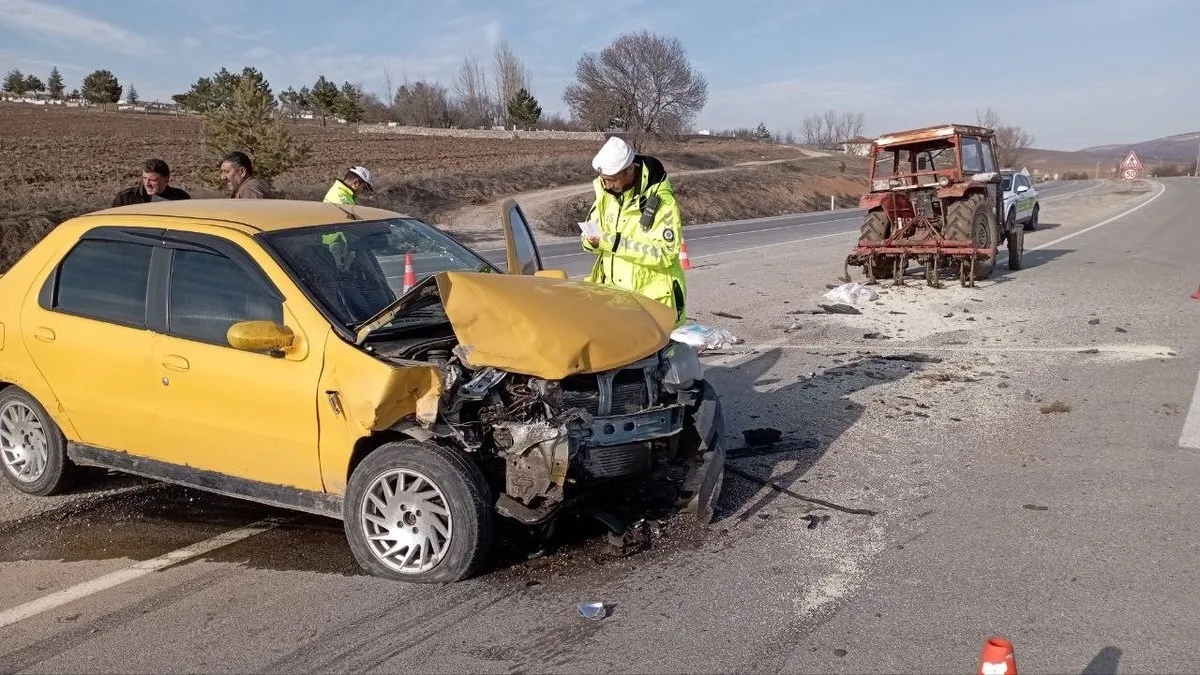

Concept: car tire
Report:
left=0, top=386, right=77, bottom=496
left=343, top=440, right=494, bottom=584
left=1024, top=205, right=1039, bottom=232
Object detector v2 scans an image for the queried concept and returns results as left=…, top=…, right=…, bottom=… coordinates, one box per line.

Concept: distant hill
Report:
left=1079, top=130, right=1200, bottom=164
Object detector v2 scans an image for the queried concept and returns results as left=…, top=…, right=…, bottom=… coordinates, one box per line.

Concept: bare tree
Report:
left=455, top=54, right=493, bottom=128
left=492, top=40, right=529, bottom=127
left=393, top=79, right=457, bottom=127
left=800, top=109, right=864, bottom=146
left=975, top=107, right=1035, bottom=168
left=563, top=30, right=708, bottom=141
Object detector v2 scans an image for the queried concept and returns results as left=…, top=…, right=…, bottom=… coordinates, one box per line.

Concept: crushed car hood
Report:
left=437, top=271, right=675, bottom=379
left=356, top=271, right=676, bottom=380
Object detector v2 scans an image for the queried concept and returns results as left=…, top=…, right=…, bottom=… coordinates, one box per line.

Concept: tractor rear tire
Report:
left=1007, top=214, right=1024, bottom=271
left=945, top=194, right=997, bottom=281
left=860, top=209, right=888, bottom=241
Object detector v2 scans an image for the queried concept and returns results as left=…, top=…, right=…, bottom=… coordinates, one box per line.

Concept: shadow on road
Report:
left=1081, top=646, right=1122, bottom=675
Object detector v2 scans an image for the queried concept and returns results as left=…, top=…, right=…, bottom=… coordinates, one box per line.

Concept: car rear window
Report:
left=55, top=239, right=153, bottom=327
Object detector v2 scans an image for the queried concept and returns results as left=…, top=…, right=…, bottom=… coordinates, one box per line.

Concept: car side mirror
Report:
left=534, top=269, right=569, bottom=280
left=227, top=320, right=295, bottom=354
left=1016, top=185, right=1029, bottom=193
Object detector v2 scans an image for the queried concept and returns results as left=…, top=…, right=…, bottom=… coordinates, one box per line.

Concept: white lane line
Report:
left=1178, top=372, right=1200, bottom=449
left=731, top=343, right=1178, bottom=357
left=0, top=518, right=280, bottom=629
left=1030, top=180, right=1166, bottom=252
left=694, top=230, right=859, bottom=260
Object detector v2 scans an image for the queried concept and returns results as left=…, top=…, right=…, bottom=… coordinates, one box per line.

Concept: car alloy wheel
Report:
left=0, top=400, right=49, bottom=484
left=359, top=467, right=453, bottom=575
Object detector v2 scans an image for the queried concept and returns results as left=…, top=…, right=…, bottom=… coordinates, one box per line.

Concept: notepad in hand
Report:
left=577, top=221, right=601, bottom=239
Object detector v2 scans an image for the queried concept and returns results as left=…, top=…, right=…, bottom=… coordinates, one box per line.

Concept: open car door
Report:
left=499, top=198, right=544, bottom=275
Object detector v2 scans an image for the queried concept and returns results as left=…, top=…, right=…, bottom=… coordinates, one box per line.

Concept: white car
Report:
left=1002, top=169, right=1040, bottom=231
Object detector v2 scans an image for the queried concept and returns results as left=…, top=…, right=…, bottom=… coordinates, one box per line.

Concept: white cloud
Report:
left=0, top=0, right=156, bottom=55
left=182, top=37, right=202, bottom=49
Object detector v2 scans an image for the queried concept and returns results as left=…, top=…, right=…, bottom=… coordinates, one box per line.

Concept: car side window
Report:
left=167, top=249, right=283, bottom=346
left=53, top=239, right=153, bottom=328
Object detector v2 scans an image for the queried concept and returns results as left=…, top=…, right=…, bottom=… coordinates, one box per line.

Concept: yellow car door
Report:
left=145, top=230, right=325, bottom=492
left=19, top=228, right=160, bottom=456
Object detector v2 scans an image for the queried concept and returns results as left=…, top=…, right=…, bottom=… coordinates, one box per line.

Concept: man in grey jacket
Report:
left=219, top=151, right=276, bottom=199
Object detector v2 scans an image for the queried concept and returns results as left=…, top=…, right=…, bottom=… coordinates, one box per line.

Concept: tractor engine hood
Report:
left=356, top=271, right=677, bottom=380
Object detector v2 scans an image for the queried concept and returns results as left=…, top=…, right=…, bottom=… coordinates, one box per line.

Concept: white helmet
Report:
left=592, top=136, right=635, bottom=176
left=347, top=165, right=374, bottom=190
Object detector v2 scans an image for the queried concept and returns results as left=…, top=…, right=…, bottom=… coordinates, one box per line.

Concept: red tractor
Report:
left=844, top=124, right=1024, bottom=287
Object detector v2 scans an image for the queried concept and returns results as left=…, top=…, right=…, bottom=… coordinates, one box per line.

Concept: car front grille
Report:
left=562, top=381, right=646, bottom=417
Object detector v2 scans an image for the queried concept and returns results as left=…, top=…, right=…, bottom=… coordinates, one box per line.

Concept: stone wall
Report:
left=357, top=123, right=606, bottom=142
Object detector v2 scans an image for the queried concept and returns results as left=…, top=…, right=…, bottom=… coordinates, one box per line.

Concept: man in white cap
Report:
left=323, top=165, right=374, bottom=205
left=582, top=135, right=688, bottom=327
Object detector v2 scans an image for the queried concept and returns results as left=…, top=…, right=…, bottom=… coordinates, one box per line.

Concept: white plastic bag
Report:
left=670, top=324, right=743, bottom=352
left=822, top=282, right=880, bottom=306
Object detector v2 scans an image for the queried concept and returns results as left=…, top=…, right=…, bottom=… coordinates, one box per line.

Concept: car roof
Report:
left=81, top=198, right=414, bottom=234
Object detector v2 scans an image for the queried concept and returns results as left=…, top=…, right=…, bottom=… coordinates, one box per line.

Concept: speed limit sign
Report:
left=1123, top=168, right=1137, bottom=180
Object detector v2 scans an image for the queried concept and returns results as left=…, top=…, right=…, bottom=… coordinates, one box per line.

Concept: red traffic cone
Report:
left=978, top=637, right=1017, bottom=675
left=680, top=241, right=693, bottom=271
left=403, top=252, right=417, bottom=293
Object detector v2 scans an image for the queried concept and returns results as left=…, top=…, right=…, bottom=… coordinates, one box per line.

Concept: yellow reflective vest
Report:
left=582, top=155, right=687, bottom=327
left=323, top=179, right=355, bottom=205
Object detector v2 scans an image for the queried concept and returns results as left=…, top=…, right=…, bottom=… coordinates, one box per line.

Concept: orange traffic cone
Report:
left=680, top=241, right=693, bottom=270
left=1191, top=285, right=1200, bottom=300
left=403, top=252, right=417, bottom=293
left=978, top=637, right=1017, bottom=675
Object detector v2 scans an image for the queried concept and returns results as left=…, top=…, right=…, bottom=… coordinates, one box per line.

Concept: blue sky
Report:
left=0, top=0, right=1196, bottom=150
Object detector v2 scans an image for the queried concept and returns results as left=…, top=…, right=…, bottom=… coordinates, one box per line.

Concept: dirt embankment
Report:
left=0, top=103, right=867, bottom=271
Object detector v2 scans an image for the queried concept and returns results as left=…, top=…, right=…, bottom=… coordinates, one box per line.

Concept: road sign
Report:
left=1121, top=150, right=1143, bottom=171
left=1123, top=168, right=1138, bottom=180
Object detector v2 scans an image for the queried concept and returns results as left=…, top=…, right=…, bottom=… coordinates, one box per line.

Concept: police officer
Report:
left=582, top=136, right=687, bottom=327
left=323, top=166, right=374, bottom=205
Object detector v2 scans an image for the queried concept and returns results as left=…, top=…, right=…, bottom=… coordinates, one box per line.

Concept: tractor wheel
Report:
left=860, top=209, right=889, bottom=241
left=945, top=194, right=997, bottom=281
left=1007, top=213, right=1024, bottom=271
left=860, top=209, right=897, bottom=280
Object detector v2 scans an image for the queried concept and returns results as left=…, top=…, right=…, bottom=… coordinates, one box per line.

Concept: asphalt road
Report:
left=6, top=177, right=1199, bottom=674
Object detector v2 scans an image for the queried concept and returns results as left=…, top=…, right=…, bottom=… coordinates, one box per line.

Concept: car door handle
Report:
left=33, top=327, right=56, bottom=342
left=161, top=354, right=190, bottom=371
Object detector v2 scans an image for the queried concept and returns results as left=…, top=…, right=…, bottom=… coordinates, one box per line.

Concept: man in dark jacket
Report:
left=111, top=158, right=191, bottom=206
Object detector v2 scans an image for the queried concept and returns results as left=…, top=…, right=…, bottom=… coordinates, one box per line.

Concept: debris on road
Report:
left=819, top=302, right=862, bottom=315
left=862, top=332, right=891, bottom=340
left=882, top=353, right=944, bottom=363
left=711, top=310, right=744, bottom=320
left=1039, top=401, right=1071, bottom=414
left=1089, top=318, right=1101, bottom=325
left=1023, top=504, right=1049, bottom=511
left=824, top=282, right=880, bottom=306
left=1116, top=327, right=1129, bottom=334
left=670, top=324, right=743, bottom=352
left=605, top=519, right=653, bottom=557
left=742, top=428, right=783, bottom=447
left=803, top=513, right=831, bottom=529
left=915, top=371, right=978, bottom=384
left=578, top=602, right=610, bottom=621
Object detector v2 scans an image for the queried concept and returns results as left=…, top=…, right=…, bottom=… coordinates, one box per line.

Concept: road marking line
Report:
left=695, top=230, right=859, bottom=260
left=1030, top=181, right=1166, bottom=252
left=1178, top=371, right=1200, bottom=449
left=725, top=343, right=1178, bottom=357
left=0, top=518, right=280, bottom=630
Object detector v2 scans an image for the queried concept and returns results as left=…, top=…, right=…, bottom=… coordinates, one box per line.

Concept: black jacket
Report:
left=111, top=184, right=191, bottom=207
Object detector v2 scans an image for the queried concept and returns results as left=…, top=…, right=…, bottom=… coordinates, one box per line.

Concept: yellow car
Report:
left=0, top=198, right=725, bottom=583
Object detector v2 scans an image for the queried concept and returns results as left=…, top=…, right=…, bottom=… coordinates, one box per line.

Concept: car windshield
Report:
left=262, top=217, right=496, bottom=330
left=871, top=141, right=955, bottom=189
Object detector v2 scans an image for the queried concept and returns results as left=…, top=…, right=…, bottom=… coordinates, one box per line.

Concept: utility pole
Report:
left=1194, top=141, right=1199, bottom=178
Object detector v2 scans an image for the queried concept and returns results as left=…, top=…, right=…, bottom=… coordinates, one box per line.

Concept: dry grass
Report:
left=542, top=157, right=869, bottom=236
left=0, top=102, right=859, bottom=271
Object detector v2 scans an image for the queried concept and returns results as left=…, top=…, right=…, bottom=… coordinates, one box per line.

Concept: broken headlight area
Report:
left=375, top=337, right=720, bottom=526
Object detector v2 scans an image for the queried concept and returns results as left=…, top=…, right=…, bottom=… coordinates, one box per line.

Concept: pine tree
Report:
left=126, top=83, right=139, bottom=105
left=80, top=69, right=122, bottom=109
left=200, top=76, right=311, bottom=183
left=46, top=67, right=64, bottom=100
left=506, top=88, right=542, bottom=129
left=3, top=69, right=26, bottom=96
left=334, top=81, right=364, bottom=123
